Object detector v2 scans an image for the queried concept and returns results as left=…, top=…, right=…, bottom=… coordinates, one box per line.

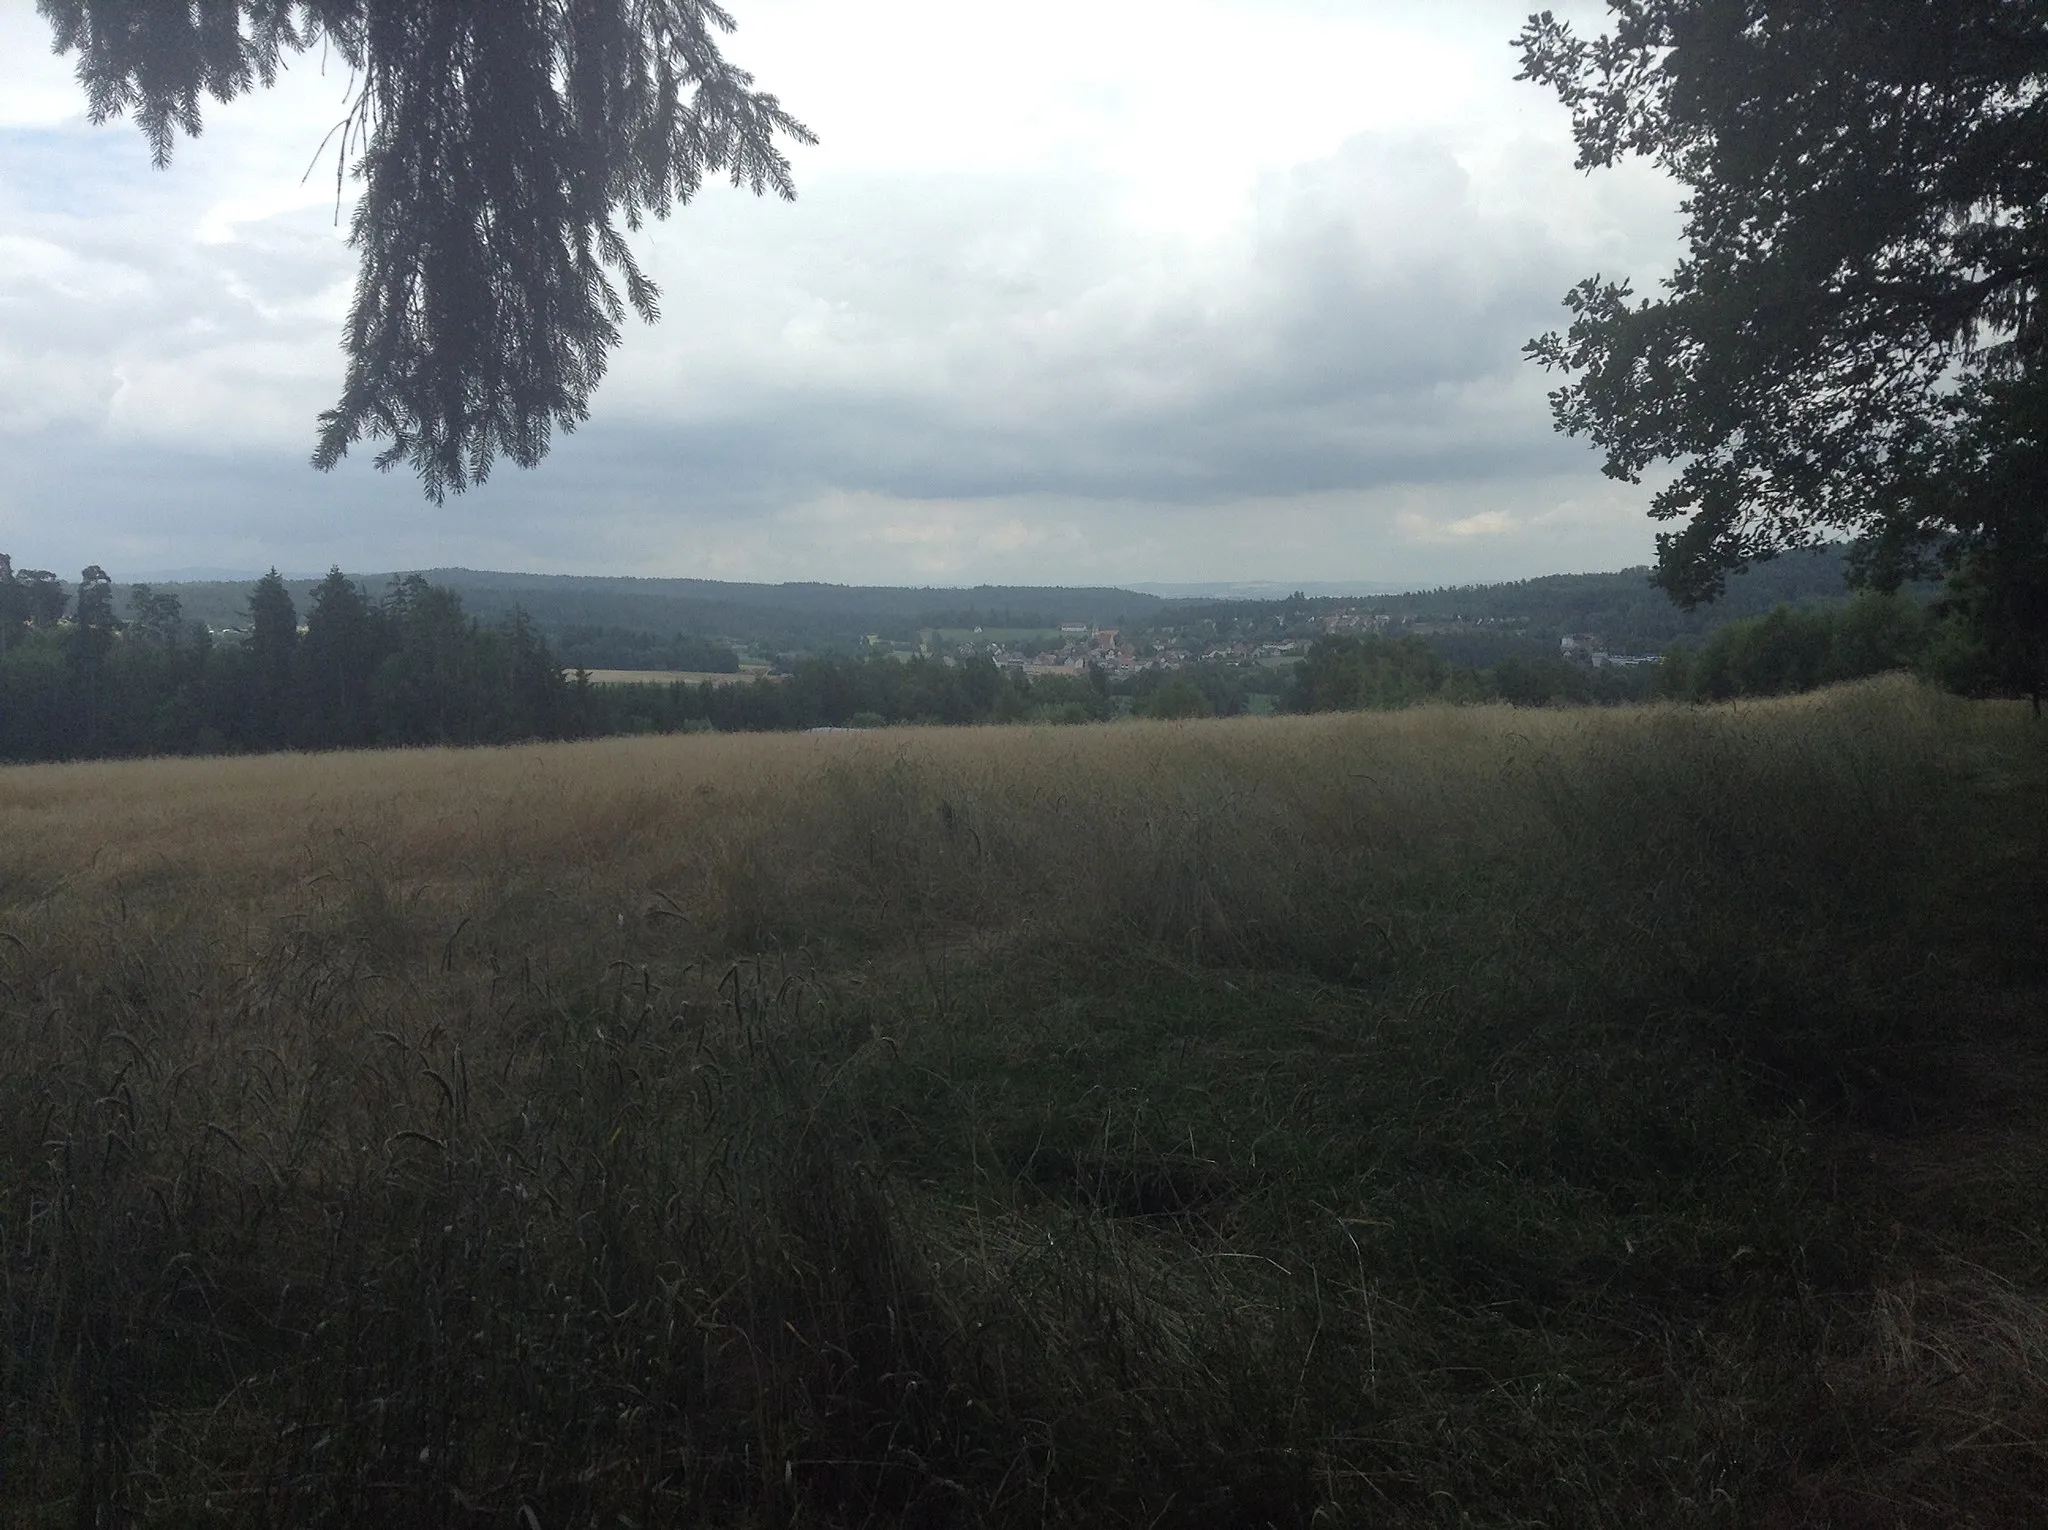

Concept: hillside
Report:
left=1151, top=546, right=1893, bottom=667
left=134, top=548, right=1885, bottom=664
left=148, top=568, right=1166, bottom=651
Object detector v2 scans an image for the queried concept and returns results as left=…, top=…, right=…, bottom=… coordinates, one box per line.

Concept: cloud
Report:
left=1399, top=508, right=1521, bottom=543
left=0, top=10, right=85, bottom=129
left=0, top=1, right=1682, bottom=585
left=584, top=129, right=1638, bottom=509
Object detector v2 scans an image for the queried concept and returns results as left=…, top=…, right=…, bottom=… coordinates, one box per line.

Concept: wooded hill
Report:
left=151, top=570, right=1166, bottom=654
left=1167, top=548, right=1888, bottom=663
left=135, top=550, right=1877, bottom=662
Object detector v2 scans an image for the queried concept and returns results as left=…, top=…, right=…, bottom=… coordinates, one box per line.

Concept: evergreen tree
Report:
left=66, top=565, right=120, bottom=750
left=72, top=565, right=119, bottom=636
left=0, top=561, right=585, bottom=761
left=373, top=576, right=477, bottom=744
left=18, top=569, right=67, bottom=629
left=126, top=583, right=184, bottom=648
left=299, top=568, right=385, bottom=747
left=245, top=568, right=299, bottom=747
left=38, top=0, right=812, bottom=500
left=0, top=554, right=22, bottom=657
left=495, top=608, right=569, bottom=742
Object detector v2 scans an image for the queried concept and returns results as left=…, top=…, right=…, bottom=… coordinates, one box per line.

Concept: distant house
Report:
left=1560, top=633, right=1601, bottom=660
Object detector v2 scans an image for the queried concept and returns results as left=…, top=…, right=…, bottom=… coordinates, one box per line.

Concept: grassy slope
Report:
left=0, top=679, right=2042, bottom=1527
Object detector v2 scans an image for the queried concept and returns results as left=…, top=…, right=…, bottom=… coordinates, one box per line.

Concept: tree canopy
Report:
left=1518, top=2, right=2048, bottom=695
left=38, top=0, right=811, bottom=499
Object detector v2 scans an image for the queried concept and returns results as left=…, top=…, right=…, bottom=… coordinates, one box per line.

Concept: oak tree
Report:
left=1518, top=2, right=2048, bottom=698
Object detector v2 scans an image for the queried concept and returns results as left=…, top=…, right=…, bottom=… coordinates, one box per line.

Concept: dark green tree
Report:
left=245, top=568, right=299, bottom=746
left=247, top=569, right=298, bottom=670
left=373, top=575, right=479, bottom=743
left=126, top=582, right=185, bottom=648
left=1284, top=635, right=1450, bottom=713
left=1518, top=3, right=2048, bottom=702
left=1139, top=677, right=1215, bottom=720
left=1674, top=592, right=1929, bottom=701
left=38, top=0, right=812, bottom=500
left=298, top=567, right=386, bottom=746
left=71, top=564, right=119, bottom=641
left=17, top=568, right=68, bottom=629
left=0, top=555, right=23, bottom=656
left=67, top=565, right=121, bottom=748
left=493, top=608, right=570, bottom=741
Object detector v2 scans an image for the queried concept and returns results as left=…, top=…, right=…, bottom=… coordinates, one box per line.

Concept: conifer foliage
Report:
left=36, top=0, right=813, bottom=498
left=0, top=563, right=575, bottom=761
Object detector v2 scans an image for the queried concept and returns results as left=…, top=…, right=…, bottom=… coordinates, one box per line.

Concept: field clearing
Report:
left=2, top=679, right=2044, bottom=1527
left=580, top=665, right=772, bottom=685
left=929, top=626, right=1065, bottom=645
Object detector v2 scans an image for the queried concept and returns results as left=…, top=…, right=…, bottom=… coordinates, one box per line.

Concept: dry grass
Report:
left=1, top=678, right=2043, bottom=1526
left=0, top=684, right=1975, bottom=947
left=580, top=668, right=771, bottom=685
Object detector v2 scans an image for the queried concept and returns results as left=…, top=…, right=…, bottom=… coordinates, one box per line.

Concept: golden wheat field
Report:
left=2, top=680, right=2044, bottom=1528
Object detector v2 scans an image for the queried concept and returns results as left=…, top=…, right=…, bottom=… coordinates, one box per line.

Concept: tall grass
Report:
left=1, top=678, right=2042, bottom=1526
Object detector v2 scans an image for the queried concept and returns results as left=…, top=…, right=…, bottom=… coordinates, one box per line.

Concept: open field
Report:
left=928, top=627, right=1066, bottom=646
left=1, top=679, right=2043, bottom=1526
left=581, top=667, right=772, bottom=686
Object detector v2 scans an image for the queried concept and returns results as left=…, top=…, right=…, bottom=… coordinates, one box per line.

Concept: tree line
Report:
left=0, top=558, right=1222, bottom=759
left=0, top=557, right=1999, bottom=765
left=582, top=641, right=1662, bottom=734
left=552, top=626, right=740, bottom=675
left=1279, top=634, right=1659, bottom=714
left=0, top=560, right=571, bottom=762
left=1284, top=589, right=2011, bottom=715
left=1658, top=587, right=2030, bottom=705
left=579, top=655, right=1116, bottom=735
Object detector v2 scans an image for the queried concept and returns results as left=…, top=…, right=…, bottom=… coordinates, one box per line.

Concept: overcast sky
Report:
left=0, top=0, right=1682, bottom=588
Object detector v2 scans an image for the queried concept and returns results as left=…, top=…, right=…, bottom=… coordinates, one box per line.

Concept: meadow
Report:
left=580, top=668, right=774, bottom=687
left=1, top=678, right=2042, bottom=1526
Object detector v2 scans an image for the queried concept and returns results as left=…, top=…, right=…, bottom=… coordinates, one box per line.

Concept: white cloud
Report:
left=0, top=0, right=1681, bottom=586
left=0, top=7, right=82, bottom=128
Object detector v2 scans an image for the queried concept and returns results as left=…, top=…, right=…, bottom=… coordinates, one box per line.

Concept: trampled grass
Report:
left=1, top=678, right=2042, bottom=1525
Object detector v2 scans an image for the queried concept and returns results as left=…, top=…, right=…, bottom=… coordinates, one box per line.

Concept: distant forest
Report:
left=0, top=552, right=1962, bottom=764
left=150, top=569, right=1164, bottom=656
left=129, top=548, right=1880, bottom=665
left=0, top=562, right=1187, bottom=760
left=0, top=565, right=573, bottom=761
left=1167, top=547, right=1900, bottom=666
